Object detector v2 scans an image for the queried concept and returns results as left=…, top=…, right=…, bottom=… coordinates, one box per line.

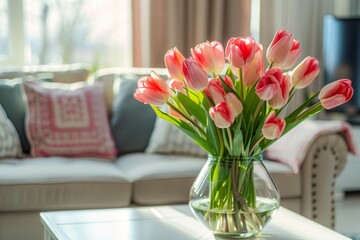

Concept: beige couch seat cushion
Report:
left=116, top=153, right=207, bottom=205
left=264, top=160, right=301, bottom=198
left=116, top=153, right=301, bottom=205
left=0, top=157, right=132, bottom=212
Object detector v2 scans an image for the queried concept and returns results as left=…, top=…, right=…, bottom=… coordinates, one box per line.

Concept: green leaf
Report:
left=177, top=92, right=207, bottom=127
left=186, top=88, right=203, bottom=105
left=243, top=84, right=261, bottom=119
left=226, top=65, right=236, bottom=82
left=285, top=93, right=319, bottom=123
left=206, top=117, right=221, bottom=155
left=222, top=129, right=231, bottom=155
left=233, top=129, right=243, bottom=156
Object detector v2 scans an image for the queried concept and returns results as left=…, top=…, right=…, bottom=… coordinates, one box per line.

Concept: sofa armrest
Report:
left=300, top=133, right=348, bottom=229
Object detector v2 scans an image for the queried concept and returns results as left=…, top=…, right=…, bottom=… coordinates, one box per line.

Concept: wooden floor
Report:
left=335, top=192, right=360, bottom=239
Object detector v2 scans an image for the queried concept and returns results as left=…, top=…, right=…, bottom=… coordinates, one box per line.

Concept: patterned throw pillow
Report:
left=23, top=80, right=116, bottom=159
left=145, top=116, right=208, bottom=157
left=0, top=104, right=22, bottom=158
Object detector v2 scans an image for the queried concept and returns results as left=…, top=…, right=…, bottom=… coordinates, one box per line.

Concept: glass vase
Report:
left=189, top=155, right=280, bottom=239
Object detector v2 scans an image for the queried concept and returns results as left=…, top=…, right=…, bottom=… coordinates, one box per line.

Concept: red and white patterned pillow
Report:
left=23, top=80, right=116, bottom=159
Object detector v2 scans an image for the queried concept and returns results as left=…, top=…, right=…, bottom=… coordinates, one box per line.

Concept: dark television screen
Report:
left=323, top=15, right=360, bottom=113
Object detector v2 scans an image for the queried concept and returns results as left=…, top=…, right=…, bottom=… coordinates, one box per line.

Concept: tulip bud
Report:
left=268, top=73, right=291, bottom=109
left=225, top=92, right=243, bottom=118
left=319, top=79, right=354, bottom=109
left=262, top=112, right=286, bottom=140
left=205, top=76, right=234, bottom=104
left=164, top=47, right=185, bottom=81
left=209, top=102, right=233, bottom=128
left=225, top=37, right=259, bottom=68
left=255, top=68, right=283, bottom=100
left=281, top=39, right=301, bottom=69
left=266, top=30, right=301, bottom=69
left=168, top=79, right=186, bottom=94
left=290, top=57, right=320, bottom=89
left=242, top=44, right=264, bottom=87
left=191, top=41, right=225, bottom=74
left=134, top=71, right=171, bottom=106
left=183, top=57, right=209, bottom=91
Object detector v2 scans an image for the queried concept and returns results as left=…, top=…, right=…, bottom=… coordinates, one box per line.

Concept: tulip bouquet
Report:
left=134, top=30, right=354, bottom=235
left=134, top=30, right=353, bottom=157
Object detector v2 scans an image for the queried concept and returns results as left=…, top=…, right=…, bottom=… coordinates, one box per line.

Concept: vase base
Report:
left=214, top=232, right=255, bottom=239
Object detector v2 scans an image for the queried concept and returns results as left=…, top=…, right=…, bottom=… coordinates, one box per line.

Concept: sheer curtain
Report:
left=132, top=0, right=251, bottom=67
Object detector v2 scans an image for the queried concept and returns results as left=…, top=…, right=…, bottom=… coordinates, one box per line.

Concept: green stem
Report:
left=201, top=92, right=225, bottom=156
left=226, top=128, right=233, bottom=154
left=253, top=100, right=264, bottom=121
left=295, top=102, right=324, bottom=121
left=267, top=61, right=274, bottom=70
left=239, top=68, right=244, bottom=101
left=217, top=128, right=225, bottom=157
left=249, top=136, right=264, bottom=156
left=167, top=101, right=207, bottom=137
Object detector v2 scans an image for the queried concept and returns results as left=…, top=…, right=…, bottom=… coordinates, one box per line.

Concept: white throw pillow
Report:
left=0, top=104, right=22, bottom=158
left=146, top=116, right=208, bottom=157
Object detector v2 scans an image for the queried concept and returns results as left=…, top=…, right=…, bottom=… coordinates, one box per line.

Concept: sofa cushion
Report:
left=111, top=75, right=157, bottom=155
left=0, top=105, right=22, bottom=158
left=263, top=160, right=301, bottom=198
left=0, top=157, right=132, bottom=211
left=116, top=153, right=301, bottom=205
left=0, top=79, right=30, bottom=153
left=23, top=80, right=116, bottom=159
left=146, top=116, right=207, bottom=157
left=115, top=153, right=207, bottom=205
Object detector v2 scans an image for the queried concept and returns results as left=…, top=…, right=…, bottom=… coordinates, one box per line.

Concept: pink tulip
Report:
left=168, top=79, right=186, bottom=94
left=242, top=44, right=264, bottom=87
left=268, top=73, right=291, bottom=109
left=164, top=47, right=185, bottom=81
left=134, top=71, right=171, bottom=106
left=255, top=68, right=283, bottom=100
left=281, top=39, right=301, bottom=69
left=183, top=57, right=209, bottom=91
left=205, top=76, right=234, bottom=104
left=319, top=79, right=354, bottom=109
left=209, top=102, right=233, bottom=128
left=225, top=37, right=259, bottom=68
left=225, top=92, right=243, bottom=117
left=266, top=30, right=301, bottom=69
left=191, top=41, right=225, bottom=74
left=290, top=57, right=320, bottom=89
left=262, top=111, right=286, bottom=140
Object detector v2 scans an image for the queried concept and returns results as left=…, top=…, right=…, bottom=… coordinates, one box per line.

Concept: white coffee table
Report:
left=40, top=205, right=350, bottom=240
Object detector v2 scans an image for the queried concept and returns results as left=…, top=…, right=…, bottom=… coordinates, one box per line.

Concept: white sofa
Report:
left=0, top=65, right=351, bottom=240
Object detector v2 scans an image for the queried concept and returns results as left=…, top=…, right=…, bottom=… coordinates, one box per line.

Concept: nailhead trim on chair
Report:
left=331, top=146, right=339, bottom=229
left=311, top=148, right=319, bottom=220
left=311, top=145, right=338, bottom=228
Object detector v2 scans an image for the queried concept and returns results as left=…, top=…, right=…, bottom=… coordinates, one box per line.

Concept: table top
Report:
left=40, top=205, right=350, bottom=240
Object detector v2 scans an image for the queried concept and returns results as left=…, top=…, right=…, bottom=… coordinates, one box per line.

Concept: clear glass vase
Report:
left=189, top=155, right=280, bottom=239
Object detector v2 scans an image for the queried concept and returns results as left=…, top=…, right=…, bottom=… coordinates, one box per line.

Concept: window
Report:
left=2, top=0, right=132, bottom=69
left=0, top=0, right=9, bottom=60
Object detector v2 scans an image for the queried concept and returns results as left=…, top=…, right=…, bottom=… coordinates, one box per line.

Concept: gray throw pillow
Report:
left=0, top=104, right=22, bottom=158
left=0, top=79, right=30, bottom=153
left=111, top=74, right=157, bottom=155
